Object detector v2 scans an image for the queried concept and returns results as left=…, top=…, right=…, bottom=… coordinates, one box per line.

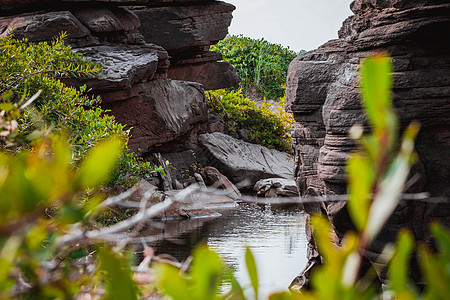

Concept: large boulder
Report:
left=254, top=178, right=299, bottom=198
left=198, top=132, right=294, bottom=190
left=102, top=79, right=208, bottom=153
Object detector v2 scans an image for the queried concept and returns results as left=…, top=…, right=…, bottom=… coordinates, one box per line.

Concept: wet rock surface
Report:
left=286, top=0, right=450, bottom=291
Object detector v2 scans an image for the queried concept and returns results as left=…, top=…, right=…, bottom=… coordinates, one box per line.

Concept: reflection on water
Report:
left=145, top=203, right=308, bottom=297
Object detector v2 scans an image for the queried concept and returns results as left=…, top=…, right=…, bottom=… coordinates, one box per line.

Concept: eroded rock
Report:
left=132, top=1, right=234, bottom=54
left=254, top=178, right=298, bottom=198
left=102, top=79, right=208, bottom=153
left=62, top=45, right=163, bottom=92
left=0, top=11, right=98, bottom=47
left=200, top=166, right=241, bottom=199
left=198, top=132, right=294, bottom=190
left=286, top=0, right=450, bottom=291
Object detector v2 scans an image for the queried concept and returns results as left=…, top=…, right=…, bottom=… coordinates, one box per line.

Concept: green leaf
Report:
left=360, top=53, right=392, bottom=131
left=431, top=223, right=450, bottom=263
left=365, top=123, right=419, bottom=241
left=347, top=154, right=373, bottom=231
left=190, top=244, right=224, bottom=300
left=76, top=138, right=122, bottom=188
left=388, top=230, right=416, bottom=297
left=245, top=247, right=259, bottom=300
left=228, top=273, right=246, bottom=300
left=97, top=246, right=137, bottom=300
left=154, top=263, right=191, bottom=300
left=0, top=103, right=15, bottom=112
left=268, top=291, right=303, bottom=300
left=0, top=236, right=22, bottom=284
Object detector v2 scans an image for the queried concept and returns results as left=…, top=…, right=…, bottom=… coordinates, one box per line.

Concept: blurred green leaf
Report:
left=98, top=246, right=138, bottom=300
left=268, top=291, right=303, bottom=300
left=347, top=154, right=373, bottom=231
left=154, top=262, right=191, bottom=300
left=76, top=138, right=122, bottom=188
left=366, top=123, right=419, bottom=241
left=388, top=230, right=416, bottom=298
left=190, top=244, right=224, bottom=299
left=0, top=103, right=15, bottom=111
left=360, top=53, right=392, bottom=131
left=245, top=247, right=259, bottom=300
left=0, top=236, right=21, bottom=284
left=431, top=223, right=450, bottom=263
left=419, top=224, right=450, bottom=299
left=69, top=247, right=89, bottom=259
left=228, top=273, right=246, bottom=300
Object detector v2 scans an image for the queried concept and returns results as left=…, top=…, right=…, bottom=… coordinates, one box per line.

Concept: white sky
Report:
left=226, top=0, right=353, bottom=52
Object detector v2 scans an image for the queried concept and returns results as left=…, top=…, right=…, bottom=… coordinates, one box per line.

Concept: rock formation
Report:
left=0, top=0, right=239, bottom=154
left=199, top=132, right=294, bottom=190
left=286, top=0, right=450, bottom=291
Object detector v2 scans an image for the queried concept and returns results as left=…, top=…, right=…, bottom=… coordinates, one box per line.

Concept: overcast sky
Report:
left=226, top=0, right=353, bottom=52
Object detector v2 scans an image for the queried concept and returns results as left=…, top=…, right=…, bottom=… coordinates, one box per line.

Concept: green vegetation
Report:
left=209, top=35, right=297, bottom=153
left=207, top=89, right=294, bottom=153
left=0, top=135, right=135, bottom=298
left=0, top=32, right=150, bottom=187
left=211, top=35, right=298, bottom=100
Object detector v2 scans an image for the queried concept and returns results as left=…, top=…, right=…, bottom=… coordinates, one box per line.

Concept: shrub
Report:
left=0, top=32, right=150, bottom=187
left=206, top=89, right=294, bottom=153
left=211, top=35, right=298, bottom=100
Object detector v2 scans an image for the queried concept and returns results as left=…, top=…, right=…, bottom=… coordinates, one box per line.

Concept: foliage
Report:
left=155, top=245, right=258, bottom=300
left=207, top=89, right=294, bottom=153
left=0, top=32, right=151, bottom=187
left=211, top=35, right=298, bottom=100
left=156, top=54, right=450, bottom=300
left=0, top=134, right=138, bottom=299
left=155, top=245, right=226, bottom=300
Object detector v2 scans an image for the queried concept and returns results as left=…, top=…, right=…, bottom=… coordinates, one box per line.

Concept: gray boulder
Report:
left=0, top=11, right=98, bottom=47
left=65, top=44, right=165, bottom=92
left=254, top=178, right=299, bottom=198
left=198, top=132, right=294, bottom=190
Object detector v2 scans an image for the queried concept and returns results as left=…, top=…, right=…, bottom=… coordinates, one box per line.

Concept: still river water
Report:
left=143, top=203, right=308, bottom=298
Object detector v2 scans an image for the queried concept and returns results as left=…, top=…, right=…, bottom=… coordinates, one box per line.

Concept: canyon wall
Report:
left=286, top=0, right=450, bottom=290
left=0, top=0, right=239, bottom=154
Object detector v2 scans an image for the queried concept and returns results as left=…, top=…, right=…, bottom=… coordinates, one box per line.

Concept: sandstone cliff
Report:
left=286, top=0, right=450, bottom=290
left=0, top=0, right=239, bottom=154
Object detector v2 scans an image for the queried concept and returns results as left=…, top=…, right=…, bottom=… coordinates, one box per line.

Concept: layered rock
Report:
left=102, top=79, right=207, bottom=153
left=0, top=0, right=239, bottom=153
left=286, top=0, right=450, bottom=290
left=132, top=1, right=240, bottom=89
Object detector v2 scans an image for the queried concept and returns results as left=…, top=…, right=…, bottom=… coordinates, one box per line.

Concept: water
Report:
left=142, top=203, right=308, bottom=298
